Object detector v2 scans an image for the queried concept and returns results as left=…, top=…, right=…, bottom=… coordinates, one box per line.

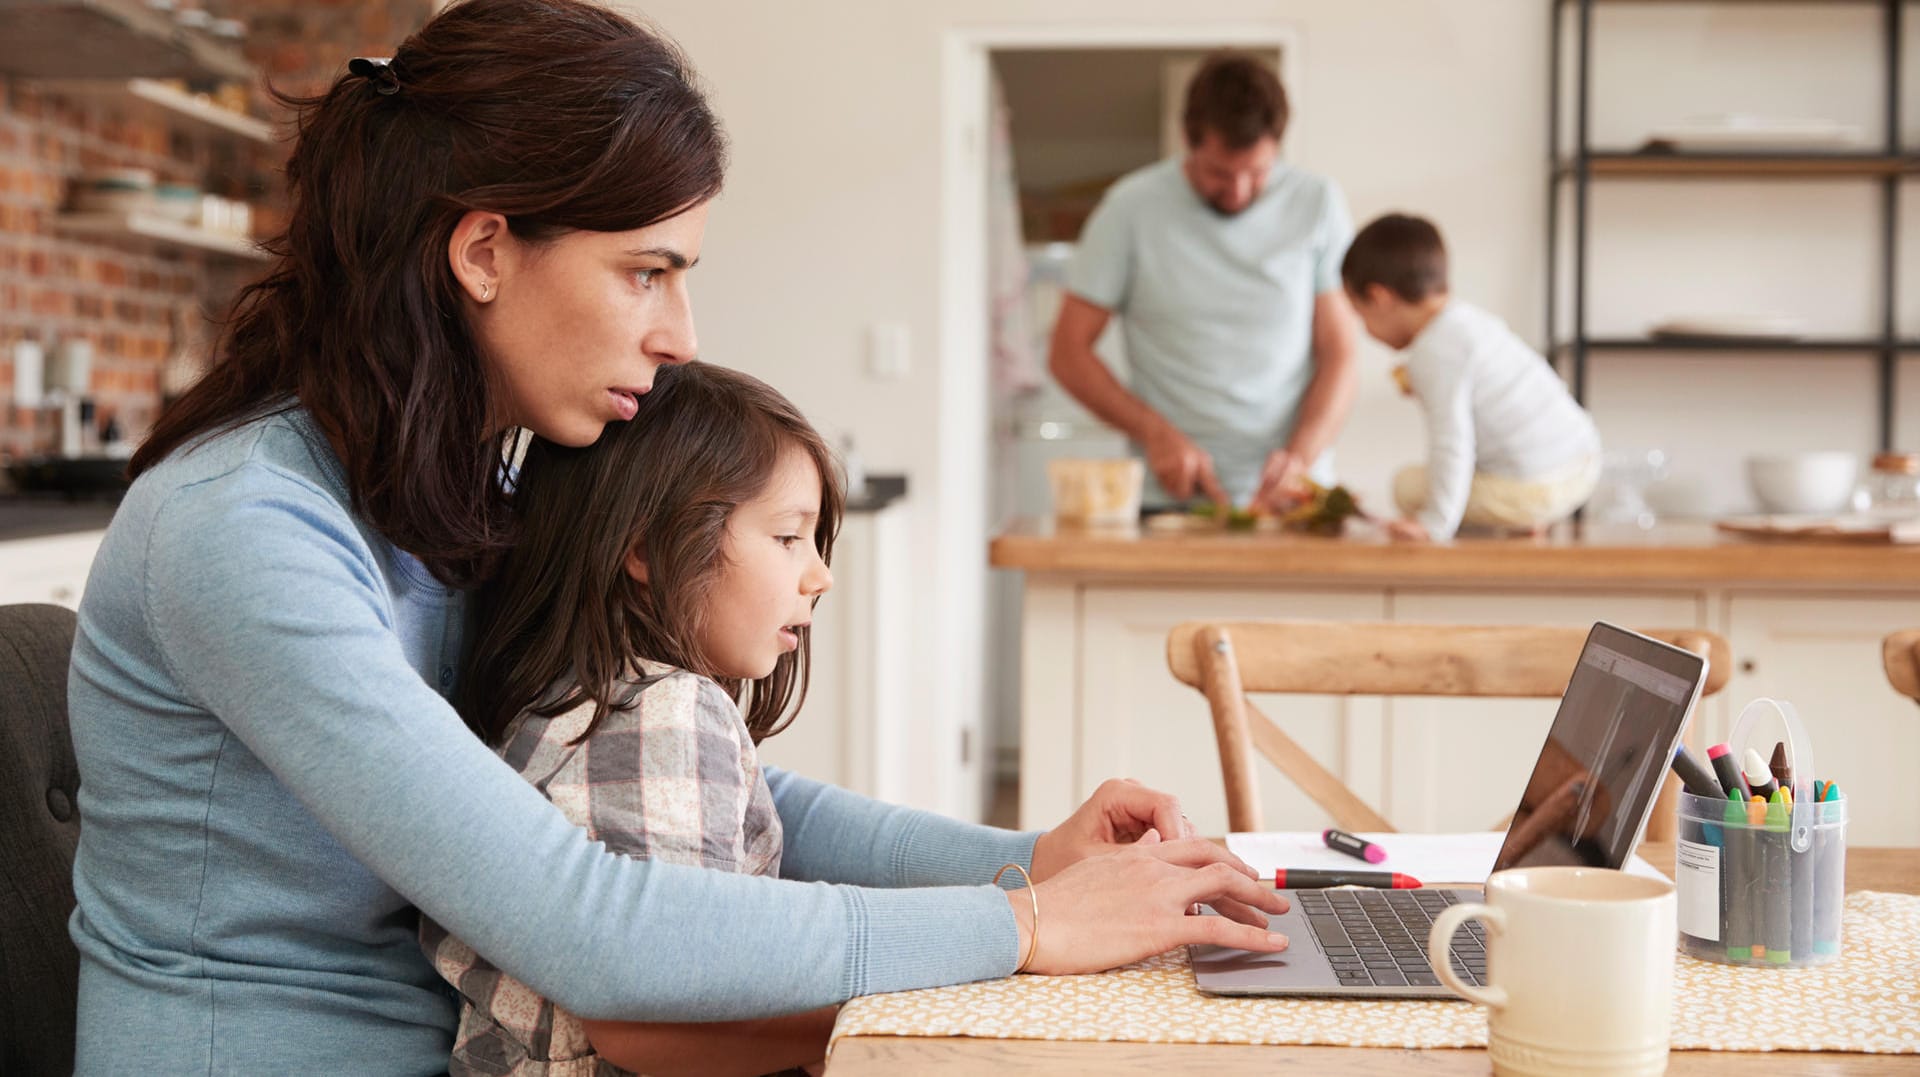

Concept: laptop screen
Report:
left=1491, top=623, right=1706, bottom=874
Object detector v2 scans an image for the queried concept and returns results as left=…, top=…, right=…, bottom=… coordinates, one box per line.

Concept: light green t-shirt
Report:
left=1067, top=157, right=1352, bottom=506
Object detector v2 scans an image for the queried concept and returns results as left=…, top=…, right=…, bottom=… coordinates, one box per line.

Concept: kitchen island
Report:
left=991, top=518, right=1920, bottom=842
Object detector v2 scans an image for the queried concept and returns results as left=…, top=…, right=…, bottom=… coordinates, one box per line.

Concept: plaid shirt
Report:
left=421, top=660, right=783, bottom=1076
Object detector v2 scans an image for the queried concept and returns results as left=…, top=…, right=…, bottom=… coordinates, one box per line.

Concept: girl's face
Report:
left=701, top=446, right=834, bottom=680
left=466, top=202, right=708, bottom=447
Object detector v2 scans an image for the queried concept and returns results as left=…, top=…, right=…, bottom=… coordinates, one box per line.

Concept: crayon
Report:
left=1813, top=792, right=1845, bottom=956
left=1790, top=791, right=1814, bottom=962
left=1321, top=828, right=1388, bottom=864
left=1272, top=869, right=1420, bottom=889
left=1708, top=743, right=1748, bottom=798
left=1742, top=748, right=1779, bottom=801
left=1769, top=741, right=1793, bottom=793
left=1748, top=795, right=1769, bottom=961
left=1724, top=794, right=1753, bottom=962
left=1765, top=789, right=1791, bottom=964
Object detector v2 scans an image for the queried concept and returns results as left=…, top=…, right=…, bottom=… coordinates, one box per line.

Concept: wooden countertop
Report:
left=989, top=518, right=1920, bottom=587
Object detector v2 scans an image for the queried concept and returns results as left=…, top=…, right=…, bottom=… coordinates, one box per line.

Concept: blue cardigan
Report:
left=67, top=407, right=1034, bottom=1074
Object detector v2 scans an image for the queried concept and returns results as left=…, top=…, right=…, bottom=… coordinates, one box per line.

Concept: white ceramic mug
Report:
left=1427, top=866, right=1677, bottom=1077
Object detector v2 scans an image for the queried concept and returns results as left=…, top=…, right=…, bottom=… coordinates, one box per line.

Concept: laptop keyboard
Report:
left=1296, top=888, right=1488, bottom=988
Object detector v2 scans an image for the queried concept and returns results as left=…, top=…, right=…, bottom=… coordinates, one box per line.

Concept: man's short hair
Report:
left=1341, top=213, right=1449, bottom=303
left=1182, top=52, right=1288, bottom=149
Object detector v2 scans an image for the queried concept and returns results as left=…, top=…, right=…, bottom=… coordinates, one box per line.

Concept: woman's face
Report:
left=468, top=201, right=708, bottom=447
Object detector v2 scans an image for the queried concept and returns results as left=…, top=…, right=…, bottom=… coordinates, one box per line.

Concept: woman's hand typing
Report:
left=1006, top=838, right=1291, bottom=976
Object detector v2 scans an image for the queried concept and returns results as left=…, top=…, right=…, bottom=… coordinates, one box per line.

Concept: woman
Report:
left=67, top=1, right=1289, bottom=1072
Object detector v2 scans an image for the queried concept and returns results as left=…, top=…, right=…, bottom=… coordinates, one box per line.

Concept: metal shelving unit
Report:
left=1547, top=0, right=1911, bottom=450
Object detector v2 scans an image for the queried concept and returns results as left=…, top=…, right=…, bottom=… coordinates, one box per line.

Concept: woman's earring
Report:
left=479, top=281, right=493, bottom=302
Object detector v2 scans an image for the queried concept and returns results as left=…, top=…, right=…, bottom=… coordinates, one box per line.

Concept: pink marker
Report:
left=1322, top=828, right=1387, bottom=864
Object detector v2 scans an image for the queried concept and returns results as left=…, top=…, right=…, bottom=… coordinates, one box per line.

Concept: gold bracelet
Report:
left=993, top=862, right=1039, bottom=973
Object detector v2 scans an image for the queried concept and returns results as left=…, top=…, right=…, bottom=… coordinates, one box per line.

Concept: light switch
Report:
left=866, top=321, right=911, bottom=381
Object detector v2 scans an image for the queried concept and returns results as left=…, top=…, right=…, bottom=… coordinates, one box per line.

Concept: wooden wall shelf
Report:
left=53, top=211, right=266, bottom=261
left=0, top=0, right=254, bottom=83
left=38, top=79, right=274, bottom=146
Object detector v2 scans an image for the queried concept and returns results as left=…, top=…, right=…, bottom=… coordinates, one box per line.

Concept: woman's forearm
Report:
left=581, top=1005, right=839, bottom=1077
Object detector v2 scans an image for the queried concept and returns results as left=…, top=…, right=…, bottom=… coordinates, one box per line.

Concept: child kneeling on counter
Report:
left=1341, top=213, right=1601, bottom=541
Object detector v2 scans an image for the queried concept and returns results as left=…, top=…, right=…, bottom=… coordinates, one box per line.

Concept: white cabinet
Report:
left=0, top=530, right=104, bottom=609
left=1015, top=575, right=1920, bottom=844
left=1076, top=586, right=1387, bottom=838
left=1724, top=594, right=1920, bottom=845
left=753, top=502, right=913, bottom=806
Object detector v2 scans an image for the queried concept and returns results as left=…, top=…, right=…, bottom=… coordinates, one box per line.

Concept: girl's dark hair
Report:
left=129, top=0, right=727, bottom=588
left=460, top=362, right=845, bottom=746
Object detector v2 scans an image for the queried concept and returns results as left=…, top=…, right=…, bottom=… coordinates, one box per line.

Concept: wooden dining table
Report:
left=825, top=844, right=1920, bottom=1076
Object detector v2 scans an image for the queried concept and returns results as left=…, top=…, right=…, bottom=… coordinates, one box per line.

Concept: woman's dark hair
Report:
left=1182, top=51, right=1289, bottom=149
left=129, top=0, right=727, bottom=588
left=1341, top=213, right=1449, bottom=303
left=460, top=362, right=845, bottom=747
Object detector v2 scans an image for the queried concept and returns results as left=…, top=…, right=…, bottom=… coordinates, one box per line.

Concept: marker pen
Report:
left=1321, top=828, right=1388, bottom=864
left=1670, top=744, right=1725, bottom=800
left=1272, top=869, right=1421, bottom=890
left=1742, top=747, right=1779, bottom=801
left=1708, top=743, right=1748, bottom=799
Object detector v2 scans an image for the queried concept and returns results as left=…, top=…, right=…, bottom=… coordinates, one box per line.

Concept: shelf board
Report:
left=0, top=0, right=254, bottom=82
left=1555, top=337, right=1911, bottom=354
left=37, top=78, right=274, bottom=145
left=53, top=211, right=268, bottom=260
left=1560, top=153, right=1915, bottom=178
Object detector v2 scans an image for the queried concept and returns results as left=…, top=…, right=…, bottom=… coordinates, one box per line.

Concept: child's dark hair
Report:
left=130, top=0, right=727, bottom=589
left=1341, top=213, right=1449, bottom=303
left=459, top=362, right=844, bottom=746
left=1183, top=51, right=1289, bottom=149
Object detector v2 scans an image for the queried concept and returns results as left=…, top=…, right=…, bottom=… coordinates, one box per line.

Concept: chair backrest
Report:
left=1884, top=630, right=1920, bottom=703
left=1166, top=621, right=1731, bottom=838
left=0, top=603, right=80, bottom=1077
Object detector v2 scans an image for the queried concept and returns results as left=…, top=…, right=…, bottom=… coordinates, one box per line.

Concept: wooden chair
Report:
left=1166, top=621, right=1731, bottom=841
left=1883, top=630, right=1920, bottom=703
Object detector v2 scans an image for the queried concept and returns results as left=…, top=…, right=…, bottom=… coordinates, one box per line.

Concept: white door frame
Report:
left=938, top=22, right=1301, bottom=822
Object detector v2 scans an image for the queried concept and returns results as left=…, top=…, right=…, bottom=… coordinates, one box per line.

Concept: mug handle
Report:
left=1428, top=903, right=1508, bottom=1008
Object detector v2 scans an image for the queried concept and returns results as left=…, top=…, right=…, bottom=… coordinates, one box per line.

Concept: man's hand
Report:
left=1252, top=449, right=1313, bottom=512
left=1143, top=423, right=1227, bottom=506
left=1386, top=517, right=1432, bottom=542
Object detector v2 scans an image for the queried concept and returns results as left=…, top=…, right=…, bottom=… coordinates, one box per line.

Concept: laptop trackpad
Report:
left=1188, top=902, right=1346, bottom=992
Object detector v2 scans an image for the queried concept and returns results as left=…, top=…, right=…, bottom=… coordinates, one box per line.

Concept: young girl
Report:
left=423, top=361, right=841, bottom=1076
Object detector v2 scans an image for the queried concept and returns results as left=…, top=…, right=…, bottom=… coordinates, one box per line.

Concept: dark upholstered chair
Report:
left=0, top=603, right=80, bottom=1077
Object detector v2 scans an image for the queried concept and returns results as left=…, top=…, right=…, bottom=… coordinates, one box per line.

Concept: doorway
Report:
left=940, top=25, right=1296, bottom=818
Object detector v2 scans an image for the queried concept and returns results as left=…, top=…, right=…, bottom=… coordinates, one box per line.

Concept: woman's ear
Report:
left=448, top=209, right=510, bottom=305
left=623, top=546, right=650, bottom=585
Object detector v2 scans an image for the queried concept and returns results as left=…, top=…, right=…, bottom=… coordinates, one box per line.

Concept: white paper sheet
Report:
left=1225, top=831, right=1666, bottom=886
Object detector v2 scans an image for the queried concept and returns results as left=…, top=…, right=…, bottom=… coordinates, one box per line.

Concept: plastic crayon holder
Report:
left=1672, top=699, right=1846, bottom=968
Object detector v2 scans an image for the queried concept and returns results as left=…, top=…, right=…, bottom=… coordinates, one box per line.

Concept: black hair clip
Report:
left=347, top=56, right=401, bottom=97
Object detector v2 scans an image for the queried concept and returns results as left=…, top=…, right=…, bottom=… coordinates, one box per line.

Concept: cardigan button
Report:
left=46, top=787, right=74, bottom=823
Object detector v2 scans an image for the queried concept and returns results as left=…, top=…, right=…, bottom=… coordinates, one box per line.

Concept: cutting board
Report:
left=1716, top=513, right=1920, bottom=544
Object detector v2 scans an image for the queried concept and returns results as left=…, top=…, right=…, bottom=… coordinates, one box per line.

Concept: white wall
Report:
left=625, top=0, right=1920, bottom=816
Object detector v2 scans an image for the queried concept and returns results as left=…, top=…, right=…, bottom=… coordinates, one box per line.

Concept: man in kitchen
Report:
left=1048, top=51, right=1360, bottom=512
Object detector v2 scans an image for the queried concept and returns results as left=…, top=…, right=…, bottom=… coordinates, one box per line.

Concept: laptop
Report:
left=1190, top=621, right=1708, bottom=998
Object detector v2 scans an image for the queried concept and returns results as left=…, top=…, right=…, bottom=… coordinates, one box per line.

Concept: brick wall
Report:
left=0, top=0, right=433, bottom=464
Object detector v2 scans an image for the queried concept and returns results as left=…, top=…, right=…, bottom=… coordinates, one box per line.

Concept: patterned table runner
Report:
left=831, top=891, right=1920, bottom=1054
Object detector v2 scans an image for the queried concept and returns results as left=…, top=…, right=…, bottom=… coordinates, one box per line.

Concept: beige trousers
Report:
left=1393, top=454, right=1602, bottom=531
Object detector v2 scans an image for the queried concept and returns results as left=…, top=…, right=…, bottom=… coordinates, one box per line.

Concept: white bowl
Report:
left=1746, top=453, right=1859, bottom=515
